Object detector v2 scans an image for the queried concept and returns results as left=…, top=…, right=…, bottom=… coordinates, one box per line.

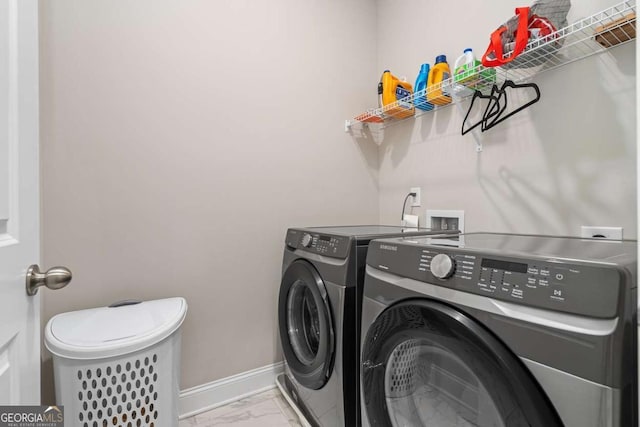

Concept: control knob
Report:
left=301, top=233, right=313, bottom=248
left=430, top=254, right=455, bottom=279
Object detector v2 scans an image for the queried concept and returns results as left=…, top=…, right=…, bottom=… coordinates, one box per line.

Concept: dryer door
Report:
left=361, top=300, right=563, bottom=427
left=279, top=259, right=335, bottom=390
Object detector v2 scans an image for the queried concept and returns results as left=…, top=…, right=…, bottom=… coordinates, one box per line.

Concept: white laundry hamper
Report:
left=45, top=297, right=188, bottom=427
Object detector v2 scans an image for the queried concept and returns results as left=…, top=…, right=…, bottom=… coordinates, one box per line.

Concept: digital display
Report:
left=318, top=235, right=331, bottom=242
left=481, top=258, right=527, bottom=273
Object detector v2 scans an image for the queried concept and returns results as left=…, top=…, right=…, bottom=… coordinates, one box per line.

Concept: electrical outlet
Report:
left=581, top=226, right=623, bottom=240
left=426, top=210, right=465, bottom=233
left=410, top=187, right=421, bottom=207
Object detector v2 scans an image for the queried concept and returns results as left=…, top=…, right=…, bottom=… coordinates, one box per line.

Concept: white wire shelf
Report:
left=346, top=0, right=636, bottom=136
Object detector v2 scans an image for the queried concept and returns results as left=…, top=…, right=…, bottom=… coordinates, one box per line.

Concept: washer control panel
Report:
left=371, top=242, right=622, bottom=318
left=285, top=229, right=350, bottom=259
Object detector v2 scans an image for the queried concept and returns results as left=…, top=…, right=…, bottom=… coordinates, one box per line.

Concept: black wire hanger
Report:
left=461, top=89, right=501, bottom=135
left=482, top=80, right=541, bottom=131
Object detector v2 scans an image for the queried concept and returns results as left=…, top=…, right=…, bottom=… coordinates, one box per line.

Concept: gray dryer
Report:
left=360, top=233, right=637, bottom=427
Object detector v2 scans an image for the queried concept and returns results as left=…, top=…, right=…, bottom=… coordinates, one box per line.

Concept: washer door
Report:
left=279, top=259, right=335, bottom=390
left=361, top=300, right=563, bottom=427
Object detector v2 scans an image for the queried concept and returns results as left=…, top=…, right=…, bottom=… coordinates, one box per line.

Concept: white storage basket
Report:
left=45, top=298, right=187, bottom=427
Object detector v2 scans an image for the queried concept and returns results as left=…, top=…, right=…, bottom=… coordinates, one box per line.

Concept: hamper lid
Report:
left=45, top=297, right=187, bottom=360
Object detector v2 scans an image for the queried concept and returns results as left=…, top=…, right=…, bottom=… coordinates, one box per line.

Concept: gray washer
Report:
left=360, top=233, right=637, bottom=427
left=277, top=226, right=458, bottom=427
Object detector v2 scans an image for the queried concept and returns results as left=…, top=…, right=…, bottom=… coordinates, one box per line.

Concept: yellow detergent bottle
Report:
left=427, top=55, right=452, bottom=106
left=379, top=70, right=415, bottom=118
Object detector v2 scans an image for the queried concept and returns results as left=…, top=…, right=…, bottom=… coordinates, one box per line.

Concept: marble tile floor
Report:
left=180, top=388, right=302, bottom=427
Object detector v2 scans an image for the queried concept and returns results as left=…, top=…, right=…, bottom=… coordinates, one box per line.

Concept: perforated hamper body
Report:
left=45, top=298, right=187, bottom=427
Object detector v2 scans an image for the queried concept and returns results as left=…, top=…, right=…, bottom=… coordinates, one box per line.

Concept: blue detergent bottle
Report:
left=414, top=63, right=434, bottom=111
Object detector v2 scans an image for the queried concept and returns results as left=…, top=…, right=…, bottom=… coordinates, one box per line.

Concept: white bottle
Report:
left=454, top=48, right=476, bottom=80
left=453, top=48, right=477, bottom=97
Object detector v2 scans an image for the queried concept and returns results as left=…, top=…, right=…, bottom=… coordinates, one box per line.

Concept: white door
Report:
left=0, top=0, right=41, bottom=405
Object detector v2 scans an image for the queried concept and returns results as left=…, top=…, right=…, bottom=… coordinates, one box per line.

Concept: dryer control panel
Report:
left=368, top=241, right=623, bottom=318
left=285, top=229, right=350, bottom=259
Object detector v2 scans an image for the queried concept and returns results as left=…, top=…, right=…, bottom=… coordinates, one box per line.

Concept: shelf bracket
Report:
left=455, top=96, right=484, bottom=153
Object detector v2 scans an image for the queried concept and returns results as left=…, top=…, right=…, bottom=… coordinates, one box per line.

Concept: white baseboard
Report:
left=179, top=362, right=284, bottom=419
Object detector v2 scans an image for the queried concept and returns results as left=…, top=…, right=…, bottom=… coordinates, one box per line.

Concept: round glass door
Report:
left=287, top=280, right=321, bottom=365
left=278, top=259, right=334, bottom=390
left=361, top=301, right=562, bottom=427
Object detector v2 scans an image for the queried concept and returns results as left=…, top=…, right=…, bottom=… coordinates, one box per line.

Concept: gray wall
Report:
left=376, top=0, right=637, bottom=237
left=39, top=0, right=379, bottom=397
